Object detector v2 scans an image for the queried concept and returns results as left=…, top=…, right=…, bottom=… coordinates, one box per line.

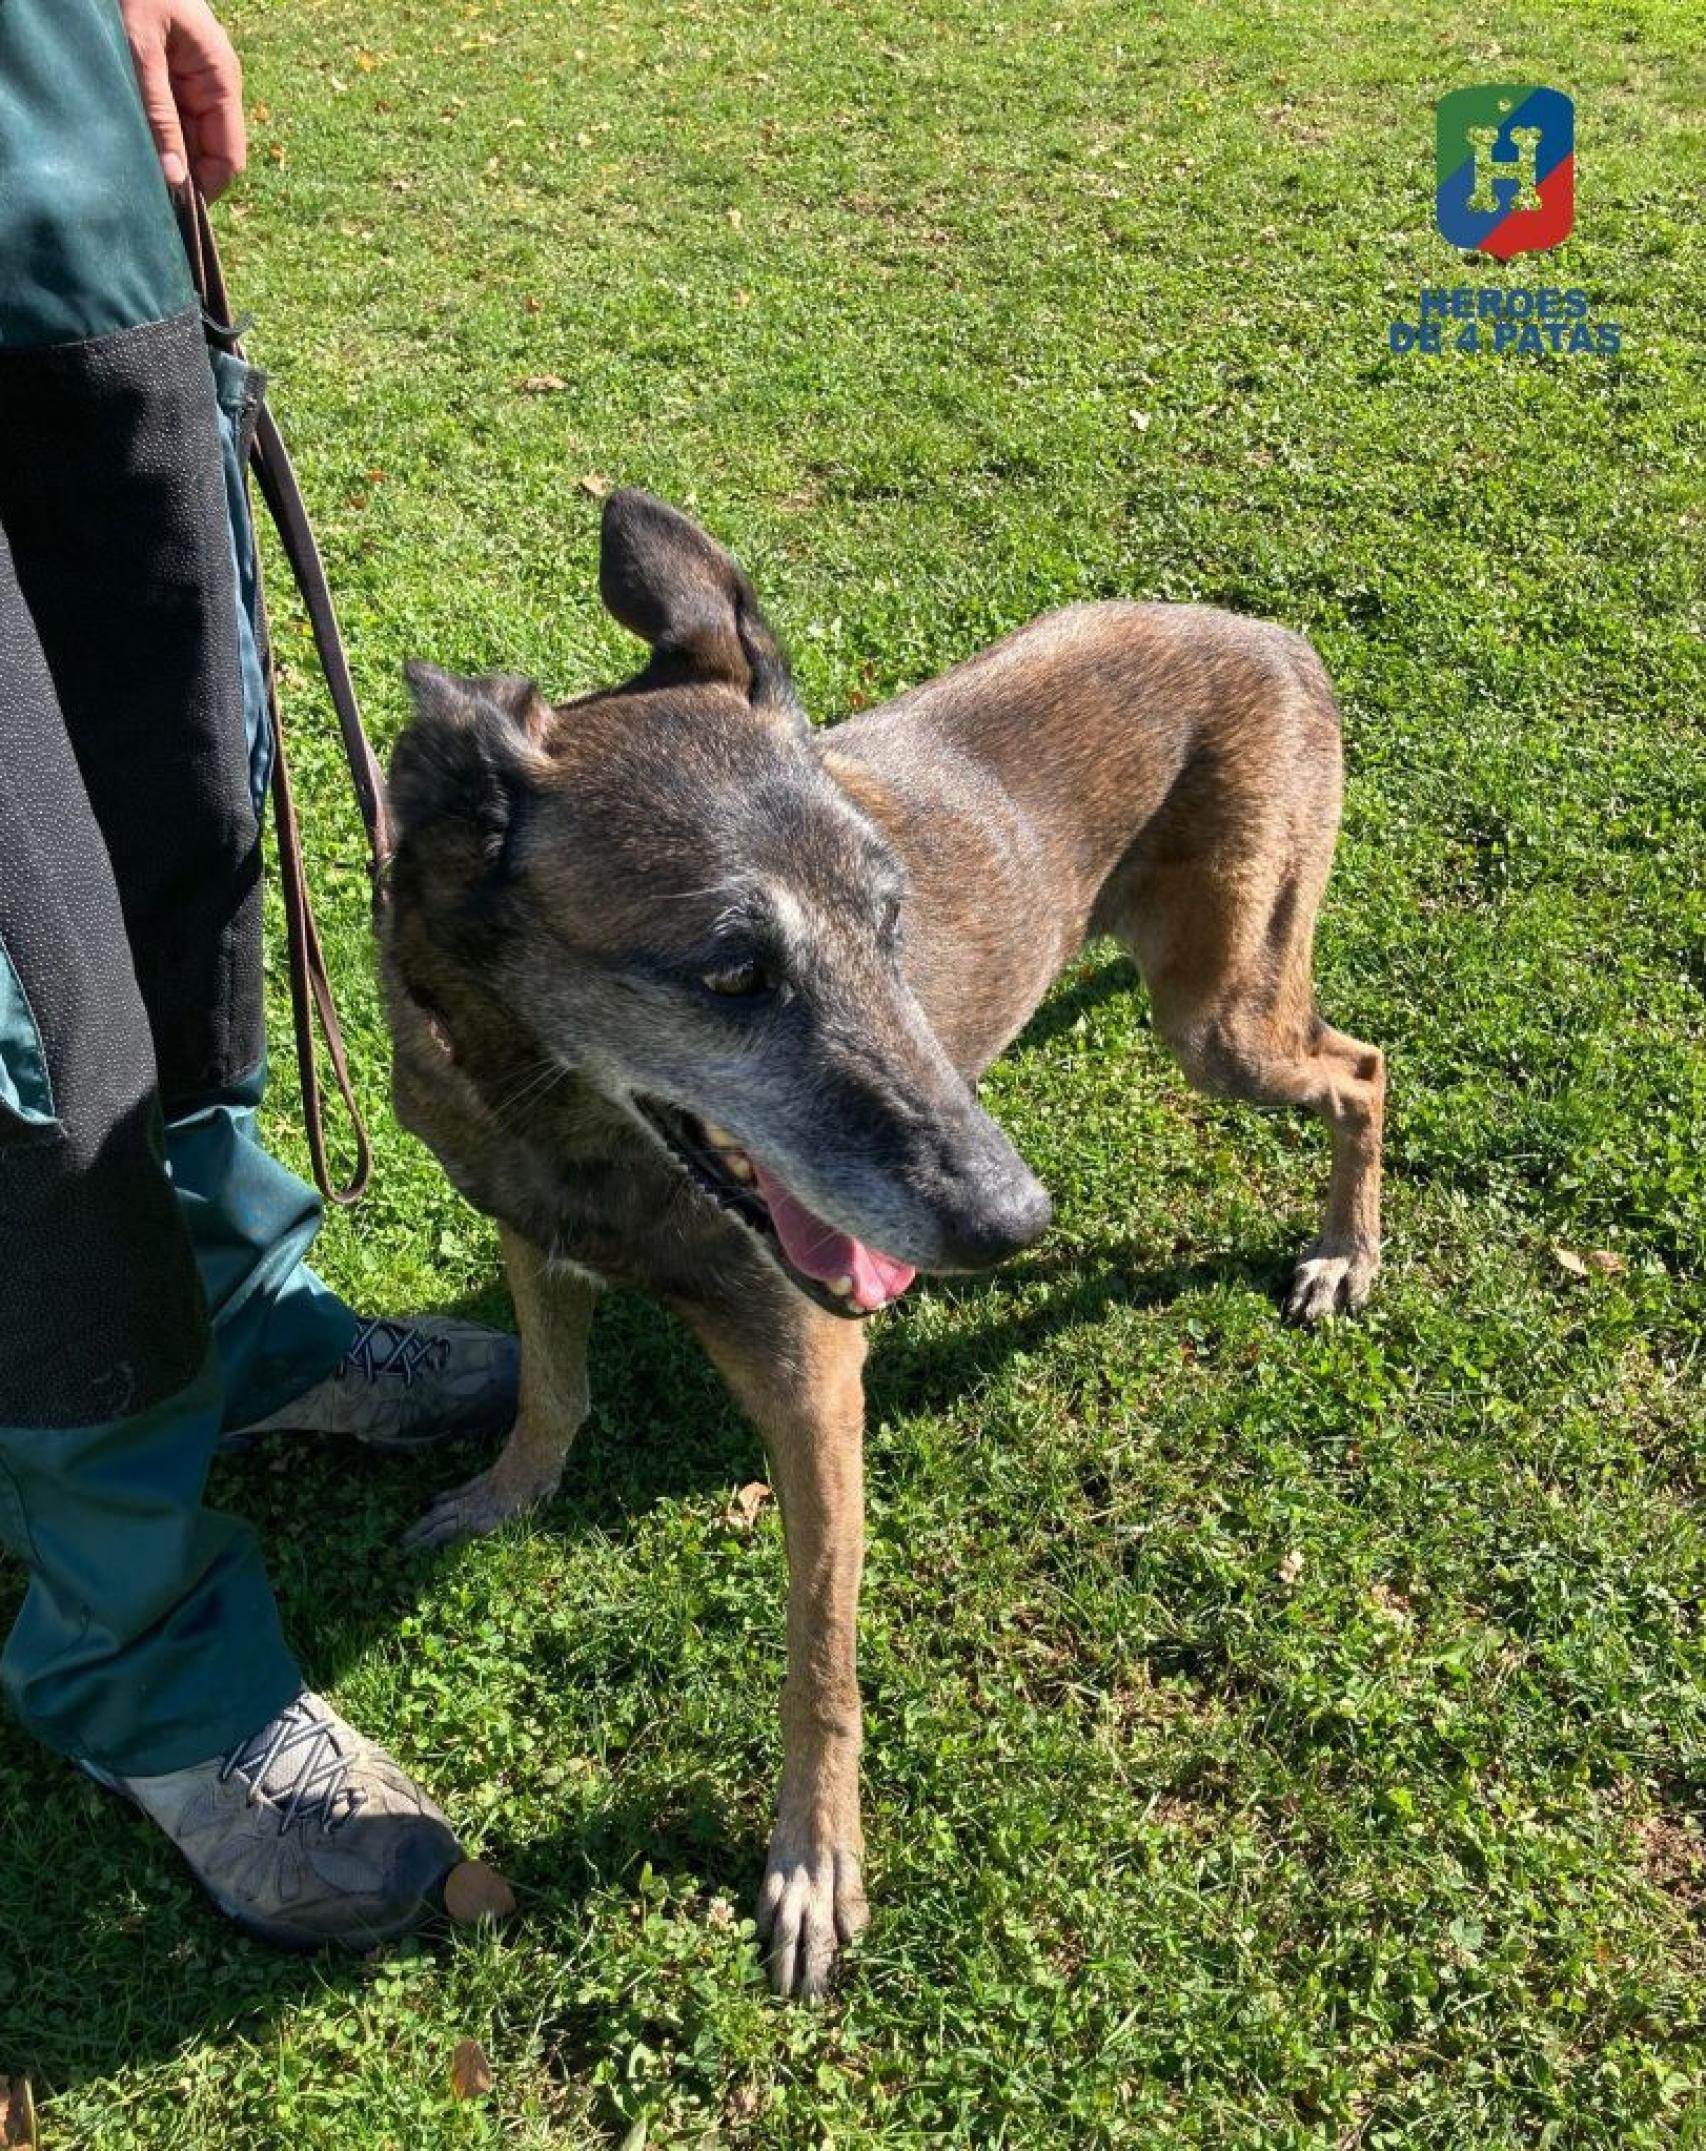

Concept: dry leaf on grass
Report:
left=1553, top=1246, right=1628, bottom=1279
left=444, top=1859, right=517, bottom=1925
left=450, top=2037, right=494, bottom=2100
left=515, top=373, right=568, bottom=393
left=725, top=1480, right=773, bottom=1530
left=0, top=2077, right=38, bottom=2149
left=1277, top=1549, right=1305, bottom=1586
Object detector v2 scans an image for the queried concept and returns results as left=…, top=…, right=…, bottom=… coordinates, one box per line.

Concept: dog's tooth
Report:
left=829, top=1275, right=854, bottom=1297
left=726, top=1150, right=754, bottom=1182
left=702, top=1119, right=737, bottom=1150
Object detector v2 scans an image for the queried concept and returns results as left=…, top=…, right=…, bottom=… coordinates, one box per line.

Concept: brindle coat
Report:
left=380, top=491, right=1384, bottom=1997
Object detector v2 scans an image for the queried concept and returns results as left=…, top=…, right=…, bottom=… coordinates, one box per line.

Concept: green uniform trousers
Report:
left=0, top=0, right=356, bottom=1775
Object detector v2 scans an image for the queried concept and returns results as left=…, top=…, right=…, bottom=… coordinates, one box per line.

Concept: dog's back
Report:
left=815, top=600, right=1343, bottom=1075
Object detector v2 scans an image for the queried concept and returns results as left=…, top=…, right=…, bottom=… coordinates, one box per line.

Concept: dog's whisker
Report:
left=485, top=1071, right=556, bottom=1120
left=489, top=1057, right=575, bottom=1128
left=504, top=1063, right=575, bottom=1120
left=649, top=880, right=753, bottom=905
left=491, top=1084, right=571, bottom=1136
left=484, top=1053, right=558, bottom=1108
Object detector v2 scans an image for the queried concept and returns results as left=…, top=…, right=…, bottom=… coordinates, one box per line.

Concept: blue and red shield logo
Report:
left=1436, top=86, right=1574, bottom=258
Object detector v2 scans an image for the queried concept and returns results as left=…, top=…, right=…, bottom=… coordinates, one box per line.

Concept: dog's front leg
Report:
left=405, top=1225, right=596, bottom=1549
left=684, top=1299, right=871, bottom=1999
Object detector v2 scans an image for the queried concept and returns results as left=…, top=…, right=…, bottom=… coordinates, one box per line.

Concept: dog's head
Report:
left=387, top=489, right=1050, bottom=1315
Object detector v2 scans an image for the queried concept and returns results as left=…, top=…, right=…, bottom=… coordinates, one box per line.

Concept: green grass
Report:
left=5, top=0, right=1706, bottom=2141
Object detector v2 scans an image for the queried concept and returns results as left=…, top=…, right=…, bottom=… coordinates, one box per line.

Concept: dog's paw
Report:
left=403, top=1465, right=557, bottom=1551
left=1285, top=1238, right=1379, bottom=1324
left=757, top=1835, right=869, bottom=2000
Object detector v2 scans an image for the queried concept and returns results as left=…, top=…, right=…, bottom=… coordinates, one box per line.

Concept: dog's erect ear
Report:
left=598, top=489, right=800, bottom=721
left=389, top=662, right=552, bottom=890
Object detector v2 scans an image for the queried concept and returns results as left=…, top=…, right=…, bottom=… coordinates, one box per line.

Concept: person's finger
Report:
left=166, top=8, right=246, bottom=199
left=127, top=25, right=191, bottom=188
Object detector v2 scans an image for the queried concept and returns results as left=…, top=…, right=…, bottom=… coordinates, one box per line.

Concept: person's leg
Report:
left=0, top=0, right=478, bottom=1945
left=0, top=525, right=465, bottom=1945
left=0, top=516, right=301, bottom=1777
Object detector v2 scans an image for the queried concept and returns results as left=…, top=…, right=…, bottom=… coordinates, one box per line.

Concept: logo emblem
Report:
left=1436, top=86, right=1574, bottom=257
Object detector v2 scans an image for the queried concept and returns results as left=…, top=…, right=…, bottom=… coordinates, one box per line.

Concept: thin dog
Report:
left=379, top=490, right=1384, bottom=1997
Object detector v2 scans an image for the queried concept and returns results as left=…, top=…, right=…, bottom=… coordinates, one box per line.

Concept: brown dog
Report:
left=379, top=490, right=1384, bottom=1996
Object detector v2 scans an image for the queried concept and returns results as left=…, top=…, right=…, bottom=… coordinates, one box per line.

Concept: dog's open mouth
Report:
left=635, top=1100, right=918, bottom=1319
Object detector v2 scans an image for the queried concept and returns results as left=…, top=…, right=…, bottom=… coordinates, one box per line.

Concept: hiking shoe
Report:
left=83, top=1692, right=463, bottom=1950
left=226, top=1314, right=519, bottom=1452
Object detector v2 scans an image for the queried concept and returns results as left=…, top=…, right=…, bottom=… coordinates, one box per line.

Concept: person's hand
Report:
left=119, top=0, right=247, bottom=200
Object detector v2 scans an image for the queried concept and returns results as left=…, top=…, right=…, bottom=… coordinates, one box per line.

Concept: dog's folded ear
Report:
left=599, top=488, right=801, bottom=724
left=390, top=663, right=552, bottom=894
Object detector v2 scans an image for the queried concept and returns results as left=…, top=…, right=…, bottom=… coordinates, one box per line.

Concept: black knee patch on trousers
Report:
left=0, top=309, right=265, bottom=1103
left=0, top=309, right=266, bottom=1423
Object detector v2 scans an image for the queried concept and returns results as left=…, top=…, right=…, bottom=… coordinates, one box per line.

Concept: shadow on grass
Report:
left=0, top=1283, right=754, bottom=2095
left=1, top=1744, right=753, bottom=2100
left=875, top=1240, right=1292, bottom=1418
left=0, top=1145, right=1283, bottom=2096
left=1000, top=948, right=1137, bottom=1058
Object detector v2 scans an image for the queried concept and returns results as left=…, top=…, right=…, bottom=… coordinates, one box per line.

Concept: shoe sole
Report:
left=351, top=1410, right=515, bottom=1454
left=210, top=1879, right=451, bottom=1953
left=217, top=1411, right=513, bottom=1459
left=80, top=1758, right=455, bottom=1951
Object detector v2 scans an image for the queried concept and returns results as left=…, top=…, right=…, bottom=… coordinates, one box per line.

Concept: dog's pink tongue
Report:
left=749, top=1161, right=917, bottom=1310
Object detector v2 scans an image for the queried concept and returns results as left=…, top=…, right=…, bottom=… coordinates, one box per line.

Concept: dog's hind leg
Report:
left=405, top=1226, right=596, bottom=1548
left=1110, top=843, right=1384, bottom=1323
left=678, top=1293, right=871, bottom=2000
left=1276, top=1019, right=1385, bottom=1320
left=1175, top=1006, right=1384, bottom=1322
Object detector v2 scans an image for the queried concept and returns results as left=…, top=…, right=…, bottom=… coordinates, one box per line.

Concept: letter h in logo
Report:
left=1436, top=86, right=1574, bottom=259
left=1465, top=119, right=1543, bottom=214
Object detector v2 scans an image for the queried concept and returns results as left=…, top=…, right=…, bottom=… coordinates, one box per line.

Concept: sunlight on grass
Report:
left=3, top=0, right=1704, bottom=2144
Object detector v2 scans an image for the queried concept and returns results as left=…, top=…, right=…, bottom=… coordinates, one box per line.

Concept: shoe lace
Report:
left=339, top=1316, right=452, bottom=1390
left=218, top=1697, right=367, bottom=1836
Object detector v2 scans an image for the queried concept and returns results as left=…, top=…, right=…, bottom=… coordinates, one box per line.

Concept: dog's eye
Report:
left=700, top=960, right=772, bottom=1000
left=880, top=895, right=903, bottom=945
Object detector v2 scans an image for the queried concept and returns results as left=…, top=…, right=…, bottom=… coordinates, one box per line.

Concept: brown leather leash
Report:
left=174, top=185, right=391, bottom=1206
